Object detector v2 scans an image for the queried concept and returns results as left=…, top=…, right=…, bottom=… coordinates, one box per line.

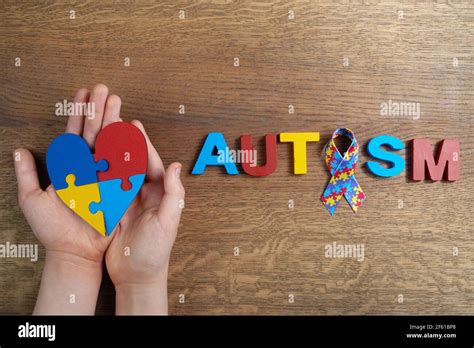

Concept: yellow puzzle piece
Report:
left=56, top=174, right=106, bottom=236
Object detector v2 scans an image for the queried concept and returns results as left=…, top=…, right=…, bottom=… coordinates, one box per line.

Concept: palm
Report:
left=105, top=181, right=177, bottom=285
left=21, top=184, right=111, bottom=263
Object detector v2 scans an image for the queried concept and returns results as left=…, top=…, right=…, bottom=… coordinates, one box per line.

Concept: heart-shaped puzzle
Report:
left=46, top=122, right=148, bottom=236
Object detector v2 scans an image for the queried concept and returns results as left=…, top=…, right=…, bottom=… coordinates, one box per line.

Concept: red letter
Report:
left=412, top=139, right=460, bottom=181
left=240, top=134, right=277, bottom=176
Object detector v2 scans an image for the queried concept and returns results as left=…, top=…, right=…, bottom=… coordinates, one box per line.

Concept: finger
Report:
left=65, top=88, right=89, bottom=135
left=131, top=120, right=165, bottom=182
left=157, top=163, right=185, bottom=232
left=83, top=84, right=108, bottom=147
left=13, top=148, right=42, bottom=206
left=102, top=95, right=122, bottom=129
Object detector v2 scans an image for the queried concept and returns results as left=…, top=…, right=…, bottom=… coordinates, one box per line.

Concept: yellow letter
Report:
left=279, top=132, right=319, bottom=174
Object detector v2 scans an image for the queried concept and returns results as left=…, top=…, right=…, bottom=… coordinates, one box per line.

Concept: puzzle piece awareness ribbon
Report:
left=321, top=128, right=366, bottom=215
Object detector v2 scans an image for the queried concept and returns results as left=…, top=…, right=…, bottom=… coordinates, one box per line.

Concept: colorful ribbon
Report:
left=321, top=128, right=366, bottom=215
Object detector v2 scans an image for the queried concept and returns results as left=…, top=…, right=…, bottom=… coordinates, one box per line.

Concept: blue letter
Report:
left=366, top=135, right=405, bottom=177
left=192, top=132, right=239, bottom=175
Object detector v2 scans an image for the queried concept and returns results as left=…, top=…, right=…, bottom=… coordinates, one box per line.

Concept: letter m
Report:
left=412, top=139, right=460, bottom=181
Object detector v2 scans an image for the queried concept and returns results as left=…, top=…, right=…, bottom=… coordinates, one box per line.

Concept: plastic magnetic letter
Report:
left=366, top=135, right=405, bottom=177
left=279, top=132, right=319, bottom=174
left=192, top=132, right=239, bottom=175
left=412, top=139, right=460, bottom=181
left=240, top=134, right=277, bottom=176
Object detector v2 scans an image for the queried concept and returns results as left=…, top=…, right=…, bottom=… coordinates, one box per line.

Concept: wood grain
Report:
left=0, top=0, right=473, bottom=315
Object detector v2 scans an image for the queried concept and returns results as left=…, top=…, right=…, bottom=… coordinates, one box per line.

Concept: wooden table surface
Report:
left=0, top=1, right=473, bottom=315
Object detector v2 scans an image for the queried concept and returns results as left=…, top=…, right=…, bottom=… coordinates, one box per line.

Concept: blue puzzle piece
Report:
left=46, top=133, right=108, bottom=190
left=89, top=174, right=145, bottom=235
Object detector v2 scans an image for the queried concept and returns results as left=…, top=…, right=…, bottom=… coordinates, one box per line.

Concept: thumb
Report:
left=13, top=148, right=42, bottom=207
left=157, top=162, right=185, bottom=232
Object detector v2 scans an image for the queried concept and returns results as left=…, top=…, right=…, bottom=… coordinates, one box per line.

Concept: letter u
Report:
left=240, top=134, right=277, bottom=176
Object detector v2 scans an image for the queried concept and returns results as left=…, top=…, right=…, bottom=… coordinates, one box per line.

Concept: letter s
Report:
left=366, top=135, right=405, bottom=177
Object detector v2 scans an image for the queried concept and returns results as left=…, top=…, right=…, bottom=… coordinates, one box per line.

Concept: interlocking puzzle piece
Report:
left=94, top=123, right=147, bottom=191
left=56, top=174, right=106, bottom=236
left=89, top=174, right=145, bottom=235
left=46, top=133, right=108, bottom=190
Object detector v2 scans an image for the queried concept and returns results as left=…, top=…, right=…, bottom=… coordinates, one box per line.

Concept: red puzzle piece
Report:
left=94, top=122, right=148, bottom=190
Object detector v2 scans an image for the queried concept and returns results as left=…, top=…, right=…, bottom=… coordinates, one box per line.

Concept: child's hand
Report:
left=14, top=84, right=124, bottom=314
left=105, top=121, right=185, bottom=315
left=14, top=84, right=184, bottom=314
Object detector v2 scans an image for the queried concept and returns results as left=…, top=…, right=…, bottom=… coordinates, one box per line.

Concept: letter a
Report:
left=192, top=132, right=239, bottom=175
